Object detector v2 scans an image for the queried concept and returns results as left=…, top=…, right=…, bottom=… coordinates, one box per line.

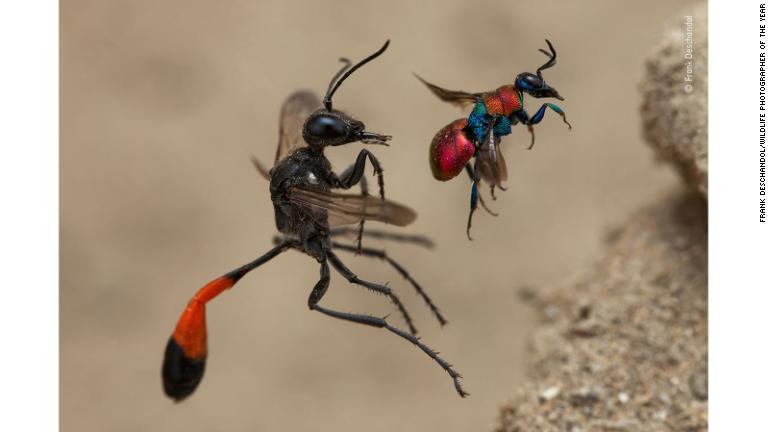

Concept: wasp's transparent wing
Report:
left=274, top=90, right=322, bottom=165
left=413, top=73, right=479, bottom=109
left=287, top=187, right=417, bottom=227
left=476, top=133, right=508, bottom=188
left=495, top=143, right=508, bottom=183
left=249, top=155, right=272, bottom=180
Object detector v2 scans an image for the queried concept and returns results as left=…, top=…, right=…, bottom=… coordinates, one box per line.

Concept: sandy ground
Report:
left=61, top=1, right=698, bottom=430
left=495, top=191, right=708, bottom=432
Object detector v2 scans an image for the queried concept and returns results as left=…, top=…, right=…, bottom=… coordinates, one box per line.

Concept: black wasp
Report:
left=162, top=41, right=468, bottom=401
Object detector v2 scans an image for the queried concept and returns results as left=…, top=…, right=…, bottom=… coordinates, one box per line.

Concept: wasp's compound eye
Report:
left=306, top=115, right=348, bottom=139
left=522, top=73, right=543, bottom=89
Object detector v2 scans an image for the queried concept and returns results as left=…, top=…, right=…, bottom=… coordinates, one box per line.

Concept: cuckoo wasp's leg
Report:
left=464, top=165, right=498, bottom=217
left=526, top=123, right=536, bottom=150
left=332, top=242, right=448, bottom=326
left=326, top=250, right=417, bottom=335
left=465, top=157, right=481, bottom=241
left=517, top=104, right=571, bottom=150
left=162, top=239, right=295, bottom=401
left=329, top=227, right=435, bottom=249
left=530, top=102, right=572, bottom=129
left=465, top=126, right=499, bottom=241
left=515, top=109, right=535, bottom=150
left=307, top=259, right=468, bottom=398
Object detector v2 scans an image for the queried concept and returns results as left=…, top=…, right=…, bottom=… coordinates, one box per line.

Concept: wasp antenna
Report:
left=323, top=57, right=352, bottom=110
left=536, top=39, right=558, bottom=79
left=323, top=40, right=390, bottom=110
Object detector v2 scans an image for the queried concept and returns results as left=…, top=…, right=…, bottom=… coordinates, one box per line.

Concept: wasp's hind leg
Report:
left=162, top=239, right=295, bottom=401
left=466, top=181, right=478, bottom=241
left=331, top=242, right=447, bottom=326
left=464, top=161, right=491, bottom=241
left=307, top=258, right=468, bottom=398
left=517, top=104, right=571, bottom=150
left=326, top=250, right=417, bottom=335
left=464, top=165, right=498, bottom=217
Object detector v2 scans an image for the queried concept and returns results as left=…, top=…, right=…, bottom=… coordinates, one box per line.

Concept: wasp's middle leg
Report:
left=307, top=259, right=468, bottom=397
left=329, top=227, right=434, bottom=249
left=464, top=164, right=498, bottom=216
left=326, top=250, right=417, bottom=335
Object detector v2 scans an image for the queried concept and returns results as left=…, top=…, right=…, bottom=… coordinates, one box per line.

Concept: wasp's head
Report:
left=303, top=110, right=390, bottom=148
left=305, top=40, right=392, bottom=149
left=514, top=72, right=563, bottom=100
left=515, top=39, right=564, bottom=101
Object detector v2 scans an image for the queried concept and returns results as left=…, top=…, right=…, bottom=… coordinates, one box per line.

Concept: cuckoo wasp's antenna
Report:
left=536, top=39, right=557, bottom=80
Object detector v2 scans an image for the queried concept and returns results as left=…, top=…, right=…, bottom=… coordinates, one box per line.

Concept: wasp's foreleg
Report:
left=336, top=149, right=385, bottom=199
left=335, top=149, right=386, bottom=252
left=517, top=104, right=572, bottom=150
left=337, top=162, right=371, bottom=254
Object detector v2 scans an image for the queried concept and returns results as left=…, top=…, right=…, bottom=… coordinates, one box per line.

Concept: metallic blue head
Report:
left=515, top=39, right=564, bottom=101
left=514, top=72, right=563, bottom=100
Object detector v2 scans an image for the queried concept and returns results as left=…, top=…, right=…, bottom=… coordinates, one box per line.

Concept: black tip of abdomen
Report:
left=162, top=337, right=206, bottom=402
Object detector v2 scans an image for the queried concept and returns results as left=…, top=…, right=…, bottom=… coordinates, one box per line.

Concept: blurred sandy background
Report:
left=61, top=0, right=699, bottom=430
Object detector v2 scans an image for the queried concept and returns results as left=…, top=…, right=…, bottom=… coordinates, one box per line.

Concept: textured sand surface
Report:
left=61, top=1, right=696, bottom=430
left=495, top=192, right=708, bottom=432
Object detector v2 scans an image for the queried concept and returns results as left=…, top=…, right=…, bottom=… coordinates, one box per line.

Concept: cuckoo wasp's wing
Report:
left=413, top=73, right=479, bottom=109
left=287, top=187, right=417, bottom=227
left=274, top=90, right=322, bottom=165
left=476, top=131, right=508, bottom=189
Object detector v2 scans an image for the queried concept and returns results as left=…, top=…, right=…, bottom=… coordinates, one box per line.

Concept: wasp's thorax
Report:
left=514, top=72, right=563, bottom=101
left=303, top=110, right=390, bottom=149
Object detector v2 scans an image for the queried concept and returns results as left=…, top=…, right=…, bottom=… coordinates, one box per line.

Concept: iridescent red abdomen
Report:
left=429, top=118, right=475, bottom=181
